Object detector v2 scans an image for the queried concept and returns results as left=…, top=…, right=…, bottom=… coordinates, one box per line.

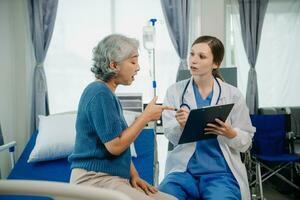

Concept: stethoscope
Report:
left=179, top=76, right=222, bottom=110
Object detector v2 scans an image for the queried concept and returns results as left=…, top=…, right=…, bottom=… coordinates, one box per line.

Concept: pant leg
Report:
left=148, top=190, right=178, bottom=200
left=158, top=172, right=199, bottom=200
left=199, top=173, right=241, bottom=200
left=70, top=168, right=176, bottom=200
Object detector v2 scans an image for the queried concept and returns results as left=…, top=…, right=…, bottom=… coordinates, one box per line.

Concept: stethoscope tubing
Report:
left=180, top=76, right=221, bottom=110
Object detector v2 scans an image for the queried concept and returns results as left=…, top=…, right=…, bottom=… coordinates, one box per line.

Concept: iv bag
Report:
left=143, top=25, right=155, bottom=51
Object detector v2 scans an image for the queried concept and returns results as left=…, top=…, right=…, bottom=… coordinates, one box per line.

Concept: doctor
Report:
left=158, top=35, right=255, bottom=200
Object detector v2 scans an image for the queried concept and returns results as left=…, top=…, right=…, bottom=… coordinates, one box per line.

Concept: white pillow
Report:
left=28, top=112, right=138, bottom=162
left=123, top=110, right=141, bottom=125
left=28, top=113, right=77, bottom=162
left=123, top=110, right=141, bottom=158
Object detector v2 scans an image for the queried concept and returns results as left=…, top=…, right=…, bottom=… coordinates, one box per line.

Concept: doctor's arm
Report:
left=162, top=87, right=185, bottom=146
left=221, top=95, right=255, bottom=152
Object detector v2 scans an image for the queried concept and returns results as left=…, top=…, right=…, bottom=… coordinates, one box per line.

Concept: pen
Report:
left=165, top=107, right=178, bottom=111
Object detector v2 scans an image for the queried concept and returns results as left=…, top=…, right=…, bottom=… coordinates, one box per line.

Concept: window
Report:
left=225, top=1, right=249, bottom=95
left=45, top=0, right=178, bottom=183
left=225, top=0, right=300, bottom=107
left=45, top=0, right=178, bottom=114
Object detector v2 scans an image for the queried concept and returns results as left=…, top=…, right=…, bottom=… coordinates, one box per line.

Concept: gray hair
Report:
left=91, top=34, right=139, bottom=81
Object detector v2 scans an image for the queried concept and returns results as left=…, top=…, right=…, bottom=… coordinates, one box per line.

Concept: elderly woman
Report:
left=68, top=34, right=176, bottom=200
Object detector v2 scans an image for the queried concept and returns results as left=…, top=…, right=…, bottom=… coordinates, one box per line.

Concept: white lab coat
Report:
left=162, top=77, right=255, bottom=200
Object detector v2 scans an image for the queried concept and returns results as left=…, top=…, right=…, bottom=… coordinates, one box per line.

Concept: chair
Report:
left=249, top=114, right=300, bottom=199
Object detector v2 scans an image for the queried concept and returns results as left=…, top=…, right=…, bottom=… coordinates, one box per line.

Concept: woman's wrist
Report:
left=139, top=112, right=151, bottom=124
left=130, top=169, right=139, bottom=178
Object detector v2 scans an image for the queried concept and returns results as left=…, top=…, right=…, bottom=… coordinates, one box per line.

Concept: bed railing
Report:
left=0, top=180, right=132, bottom=200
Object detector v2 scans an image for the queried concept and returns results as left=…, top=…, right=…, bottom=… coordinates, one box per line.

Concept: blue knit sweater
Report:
left=68, top=81, right=131, bottom=179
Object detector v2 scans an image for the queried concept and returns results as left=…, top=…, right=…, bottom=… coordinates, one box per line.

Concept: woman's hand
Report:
left=143, top=96, right=175, bottom=122
left=204, top=118, right=237, bottom=138
left=175, top=107, right=190, bottom=128
left=130, top=175, right=158, bottom=195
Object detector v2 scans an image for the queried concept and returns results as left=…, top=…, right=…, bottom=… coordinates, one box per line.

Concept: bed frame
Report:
left=0, top=129, right=154, bottom=199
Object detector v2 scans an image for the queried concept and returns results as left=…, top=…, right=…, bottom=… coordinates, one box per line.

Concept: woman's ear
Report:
left=212, top=64, right=218, bottom=69
left=109, top=62, right=117, bottom=70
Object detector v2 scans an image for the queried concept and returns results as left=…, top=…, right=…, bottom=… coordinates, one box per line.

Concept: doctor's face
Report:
left=189, top=43, right=217, bottom=77
left=115, top=52, right=140, bottom=85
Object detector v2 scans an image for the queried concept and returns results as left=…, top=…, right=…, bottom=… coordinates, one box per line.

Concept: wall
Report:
left=0, top=0, right=33, bottom=178
left=189, top=0, right=226, bottom=65
left=201, top=0, right=225, bottom=44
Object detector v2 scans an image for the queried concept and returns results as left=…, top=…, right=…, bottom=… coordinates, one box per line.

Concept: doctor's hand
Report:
left=143, top=96, right=175, bottom=122
left=130, top=175, right=158, bottom=195
left=204, top=118, right=237, bottom=138
left=175, top=107, right=190, bottom=128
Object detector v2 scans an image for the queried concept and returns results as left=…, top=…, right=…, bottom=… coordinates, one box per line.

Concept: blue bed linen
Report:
left=1, top=129, right=154, bottom=199
left=132, top=128, right=154, bottom=185
left=7, top=131, right=71, bottom=182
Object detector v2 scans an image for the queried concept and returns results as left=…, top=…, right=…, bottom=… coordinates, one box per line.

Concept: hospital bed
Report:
left=0, top=128, right=154, bottom=199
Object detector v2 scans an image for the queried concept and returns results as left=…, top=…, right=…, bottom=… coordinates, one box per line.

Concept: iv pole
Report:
left=143, top=18, right=159, bottom=186
left=150, top=18, right=157, bottom=97
left=151, top=19, right=159, bottom=187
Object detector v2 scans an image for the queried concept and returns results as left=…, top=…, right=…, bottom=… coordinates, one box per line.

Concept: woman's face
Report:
left=115, top=52, right=140, bottom=85
left=188, top=42, right=217, bottom=77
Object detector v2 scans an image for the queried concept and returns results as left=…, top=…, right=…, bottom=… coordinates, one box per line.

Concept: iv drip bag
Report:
left=143, top=25, right=155, bottom=51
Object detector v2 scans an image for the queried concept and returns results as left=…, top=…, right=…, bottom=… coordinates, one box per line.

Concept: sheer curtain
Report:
left=44, top=0, right=111, bottom=114
left=188, top=0, right=201, bottom=49
left=45, top=0, right=178, bottom=114
left=114, top=0, right=178, bottom=103
left=228, top=0, right=300, bottom=107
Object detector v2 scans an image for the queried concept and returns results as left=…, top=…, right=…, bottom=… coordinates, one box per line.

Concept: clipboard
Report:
left=178, top=103, right=234, bottom=144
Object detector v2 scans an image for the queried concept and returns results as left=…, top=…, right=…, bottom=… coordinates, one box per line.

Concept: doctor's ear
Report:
left=212, top=63, right=220, bottom=69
